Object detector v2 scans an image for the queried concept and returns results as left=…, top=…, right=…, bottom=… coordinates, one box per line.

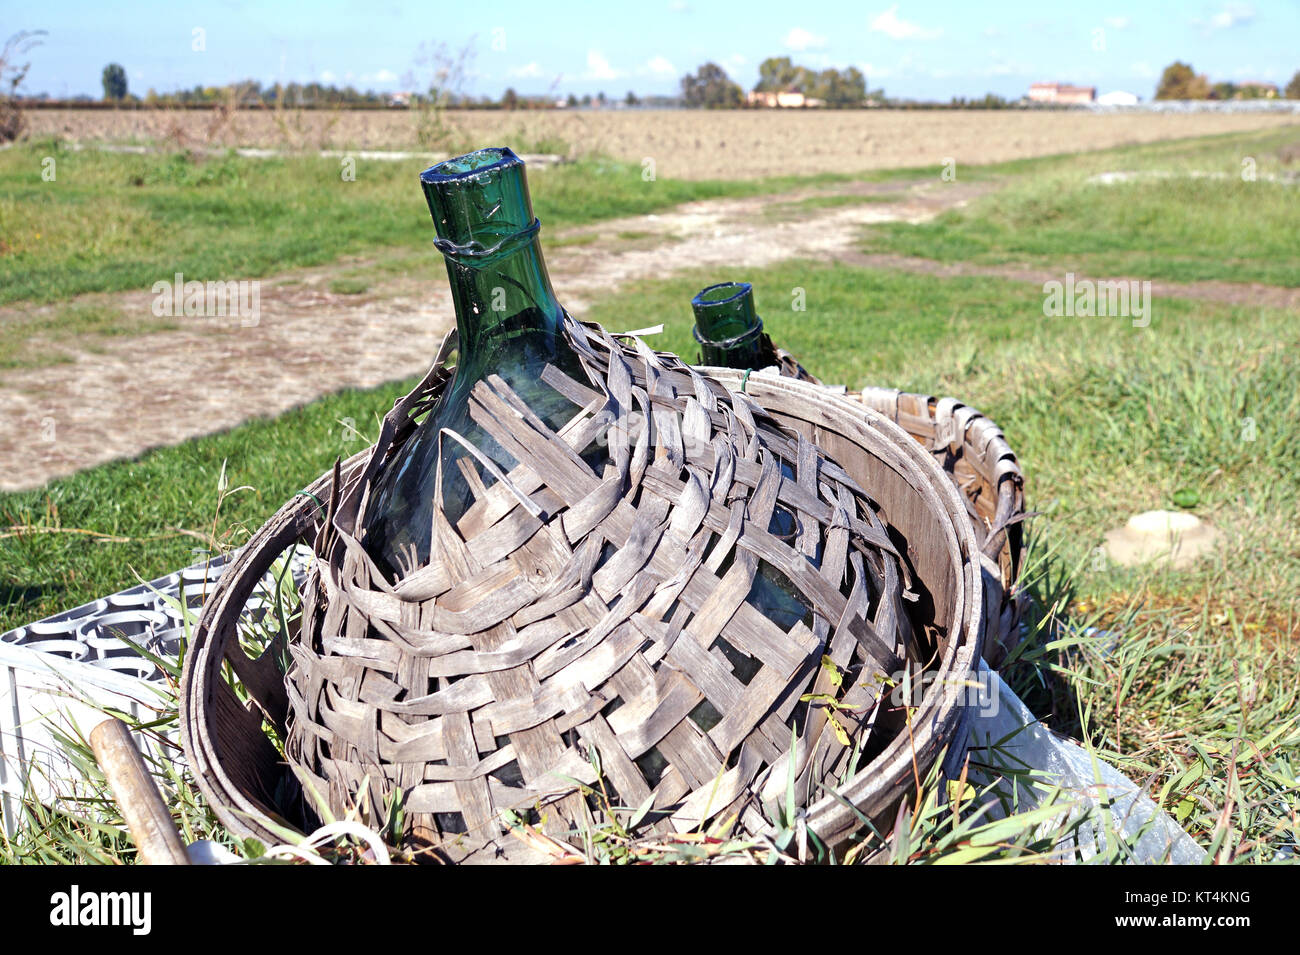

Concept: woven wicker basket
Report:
left=181, top=326, right=984, bottom=861
left=753, top=342, right=1026, bottom=668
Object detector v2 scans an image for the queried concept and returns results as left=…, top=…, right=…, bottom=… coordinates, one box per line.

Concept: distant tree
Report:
left=566, top=92, right=578, bottom=107
left=625, top=89, right=639, bottom=106
left=681, top=62, right=743, bottom=108
left=102, top=62, right=128, bottom=101
left=755, top=56, right=800, bottom=93
left=502, top=87, right=518, bottom=109
left=597, top=90, right=607, bottom=106
left=816, top=66, right=866, bottom=106
left=1155, top=61, right=1210, bottom=100
left=951, top=92, right=1011, bottom=109
left=839, top=66, right=867, bottom=105
left=1287, top=71, right=1300, bottom=99
left=1210, top=81, right=1238, bottom=100
left=753, top=57, right=864, bottom=106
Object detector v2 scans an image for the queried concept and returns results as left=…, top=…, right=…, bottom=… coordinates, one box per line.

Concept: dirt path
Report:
left=1, top=175, right=1293, bottom=491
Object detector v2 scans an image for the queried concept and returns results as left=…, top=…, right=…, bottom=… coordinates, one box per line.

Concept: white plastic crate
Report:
left=0, top=549, right=309, bottom=837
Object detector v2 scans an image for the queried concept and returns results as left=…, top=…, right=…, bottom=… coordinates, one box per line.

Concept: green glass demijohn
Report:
left=362, top=147, right=598, bottom=580
left=359, top=147, right=808, bottom=653
left=690, top=280, right=810, bottom=632
left=691, top=281, right=766, bottom=369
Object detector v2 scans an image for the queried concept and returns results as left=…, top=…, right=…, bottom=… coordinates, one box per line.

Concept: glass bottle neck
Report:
left=443, top=233, right=565, bottom=360
left=361, top=146, right=586, bottom=580
left=418, top=147, right=567, bottom=366
left=692, top=282, right=766, bottom=369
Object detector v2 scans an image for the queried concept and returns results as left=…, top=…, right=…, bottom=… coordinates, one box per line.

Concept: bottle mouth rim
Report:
left=692, top=281, right=752, bottom=309
left=421, top=146, right=522, bottom=184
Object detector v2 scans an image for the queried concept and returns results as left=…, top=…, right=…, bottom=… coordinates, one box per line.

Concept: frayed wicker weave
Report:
left=758, top=345, right=1027, bottom=667
left=181, top=321, right=983, bottom=862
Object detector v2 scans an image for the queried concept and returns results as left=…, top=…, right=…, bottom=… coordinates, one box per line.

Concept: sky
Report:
left=13, top=0, right=1300, bottom=102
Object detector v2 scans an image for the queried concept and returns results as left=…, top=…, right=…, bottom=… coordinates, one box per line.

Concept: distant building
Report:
left=746, top=89, right=824, bottom=108
left=1235, top=81, right=1279, bottom=99
left=387, top=91, right=414, bottom=107
left=1097, top=90, right=1139, bottom=106
left=1028, top=82, right=1097, bottom=104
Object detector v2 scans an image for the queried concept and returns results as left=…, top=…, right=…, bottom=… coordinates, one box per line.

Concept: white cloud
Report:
left=727, top=53, right=747, bottom=68
left=508, top=61, right=544, bottom=78
left=645, top=55, right=676, bottom=76
left=783, top=27, right=827, bottom=51
left=859, top=62, right=892, bottom=79
left=320, top=69, right=337, bottom=83
left=1193, top=3, right=1255, bottom=33
left=982, top=27, right=1004, bottom=38
left=1131, top=60, right=1157, bottom=78
left=668, top=0, right=689, bottom=10
left=869, top=5, right=942, bottom=40
left=584, top=49, right=622, bottom=81
left=1104, top=16, right=1131, bottom=29
left=360, top=68, right=397, bottom=84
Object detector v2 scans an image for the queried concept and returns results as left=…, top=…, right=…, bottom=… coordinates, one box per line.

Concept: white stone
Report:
left=1103, top=509, right=1217, bottom=569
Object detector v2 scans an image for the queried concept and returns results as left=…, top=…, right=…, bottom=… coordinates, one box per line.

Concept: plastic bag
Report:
left=960, top=660, right=1206, bottom=864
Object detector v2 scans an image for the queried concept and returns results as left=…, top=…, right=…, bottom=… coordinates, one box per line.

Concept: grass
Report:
left=861, top=125, right=1300, bottom=286
left=763, top=192, right=897, bottom=219
left=2, top=125, right=1298, bottom=863
left=0, top=141, right=851, bottom=309
left=0, top=383, right=406, bottom=633
left=327, top=277, right=370, bottom=296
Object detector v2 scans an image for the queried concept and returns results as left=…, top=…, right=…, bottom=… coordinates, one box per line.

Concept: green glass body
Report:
left=691, top=281, right=766, bottom=369
left=362, top=147, right=597, bottom=580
